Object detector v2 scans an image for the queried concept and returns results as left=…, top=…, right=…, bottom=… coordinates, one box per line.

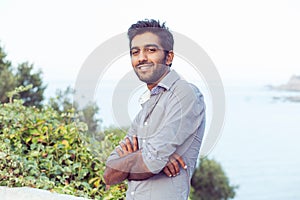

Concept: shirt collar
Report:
left=150, top=86, right=165, bottom=96
left=157, top=70, right=181, bottom=91
left=139, top=70, right=181, bottom=104
left=150, top=70, right=181, bottom=95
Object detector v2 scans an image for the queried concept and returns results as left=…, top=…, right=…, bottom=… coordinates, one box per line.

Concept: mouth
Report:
left=137, top=64, right=153, bottom=71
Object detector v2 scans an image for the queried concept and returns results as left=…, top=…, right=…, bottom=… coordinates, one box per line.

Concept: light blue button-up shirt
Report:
left=107, top=70, right=206, bottom=200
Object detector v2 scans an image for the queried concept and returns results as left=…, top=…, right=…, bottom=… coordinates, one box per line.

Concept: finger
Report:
left=133, top=135, right=139, bottom=151
left=172, top=153, right=187, bottom=170
left=116, top=147, right=123, bottom=157
left=125, top=137, right=133, bottom=153
left=166, top=162, right=176, bottom=177
left=119, top=141, right=128, bottom=152
left=163, top=166, right=172, bottom=177
left=169, top=158, right=180, bottom=175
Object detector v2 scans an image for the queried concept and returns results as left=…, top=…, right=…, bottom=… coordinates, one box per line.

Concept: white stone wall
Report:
left=0, top=187, right=89, bottom=200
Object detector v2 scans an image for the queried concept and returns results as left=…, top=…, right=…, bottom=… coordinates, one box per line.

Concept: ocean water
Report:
left=210, top=85, right=300, bottom=200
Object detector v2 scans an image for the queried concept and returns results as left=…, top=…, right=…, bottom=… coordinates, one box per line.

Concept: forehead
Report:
left=131, top=32, right=162, bottom=48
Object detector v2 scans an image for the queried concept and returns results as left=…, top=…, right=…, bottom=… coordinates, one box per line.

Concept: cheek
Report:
left=131, top=57, right=137, bottom=67
left=151, top=54, right=166, bottom=64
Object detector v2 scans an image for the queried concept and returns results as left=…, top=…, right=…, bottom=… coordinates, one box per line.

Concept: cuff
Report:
left=141, top=145, right=168, bottom=174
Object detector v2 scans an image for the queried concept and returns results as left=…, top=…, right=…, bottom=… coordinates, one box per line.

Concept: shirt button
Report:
left=131, top=191, right=135, bottom=196
left=143, top=139, right=146, bottom=143
left=144, top=121, right=148, bottom=126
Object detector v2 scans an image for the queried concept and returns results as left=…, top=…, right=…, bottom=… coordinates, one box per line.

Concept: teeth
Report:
left=140, top=66, right=149, bottom=70
left=138, top=65, right=151, bottom=70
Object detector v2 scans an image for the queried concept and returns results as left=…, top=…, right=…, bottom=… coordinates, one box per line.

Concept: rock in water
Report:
left=277, top=75, right=300, bottom=91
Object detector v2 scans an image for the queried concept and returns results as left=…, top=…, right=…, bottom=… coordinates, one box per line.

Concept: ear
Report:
left=165, top=50, right=174, bottom=66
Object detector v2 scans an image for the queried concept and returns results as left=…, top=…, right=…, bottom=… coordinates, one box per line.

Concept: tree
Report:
left=191, top=157, right=238, bottom=200
left=48, top=86, right=102, bottom=134
left=48, top=86, right=75, bottom=113
left=0, top=43, right=46, bottom=107
left=16, top=62, right=46, bottom=107
left=80, top=102, right=101, bottom=134
left=0, top=45, right=15, bottom=103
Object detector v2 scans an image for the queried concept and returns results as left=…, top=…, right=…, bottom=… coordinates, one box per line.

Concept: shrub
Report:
left=191, top=157, right=238, bottom=200
left=0, top=100, right=126, bottom=199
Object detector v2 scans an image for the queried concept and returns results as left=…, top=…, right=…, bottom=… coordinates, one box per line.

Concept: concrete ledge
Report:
left=0, top=187, right=89, bottom=200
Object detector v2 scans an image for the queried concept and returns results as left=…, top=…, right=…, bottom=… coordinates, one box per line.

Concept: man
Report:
left=104, top=19, right=206, bottom=200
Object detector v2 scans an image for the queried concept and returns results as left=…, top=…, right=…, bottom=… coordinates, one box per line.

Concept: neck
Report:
left=147, top=69, right=170, bottom=91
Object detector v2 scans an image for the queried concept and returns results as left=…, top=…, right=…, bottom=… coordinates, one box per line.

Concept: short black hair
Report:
left=127, top=19, right=174, bottom=52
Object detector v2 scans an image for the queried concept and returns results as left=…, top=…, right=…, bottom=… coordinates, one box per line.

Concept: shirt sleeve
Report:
left=142, top=82, right=206, bottom=173
left=105, top=109, right=141, bottom=163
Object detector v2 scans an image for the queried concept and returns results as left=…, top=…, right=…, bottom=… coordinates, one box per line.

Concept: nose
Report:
left=137, top=51, right=147, bottom=63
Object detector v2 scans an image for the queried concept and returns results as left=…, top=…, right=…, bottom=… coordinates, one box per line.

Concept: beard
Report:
left=134, top=62, right=168, bottom=84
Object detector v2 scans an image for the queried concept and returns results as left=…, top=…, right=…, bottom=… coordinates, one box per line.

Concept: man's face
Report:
left=130, top=32, right=172, bottom=84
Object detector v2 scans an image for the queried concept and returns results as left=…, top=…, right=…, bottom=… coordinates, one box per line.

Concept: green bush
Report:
left=191, top=157, right=238, bottom=200
left=0, top=100, right=126, bottom=199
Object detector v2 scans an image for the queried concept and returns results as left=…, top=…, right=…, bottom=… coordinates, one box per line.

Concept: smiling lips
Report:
left=137, top=64, right=153, bottom=71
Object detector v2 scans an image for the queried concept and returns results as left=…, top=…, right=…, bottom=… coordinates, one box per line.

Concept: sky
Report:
left=1, top=0, right=300, bottom=126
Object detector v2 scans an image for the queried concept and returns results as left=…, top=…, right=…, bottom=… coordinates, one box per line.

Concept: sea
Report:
left=209, top=85, right=300, bottom=200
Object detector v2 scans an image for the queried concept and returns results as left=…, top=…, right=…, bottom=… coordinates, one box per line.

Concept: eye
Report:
left=146, top=47, right=157, bottom=53
left=131, top=49, right=139, bottom=56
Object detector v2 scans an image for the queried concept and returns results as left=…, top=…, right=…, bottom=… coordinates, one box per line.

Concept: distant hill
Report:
left=269, top=75, right=300, bottom=102
left=274, top=75, right=300, bottom=91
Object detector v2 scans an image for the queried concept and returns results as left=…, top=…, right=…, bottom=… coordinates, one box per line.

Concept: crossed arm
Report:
left=103, top=135, right=186, bottom=186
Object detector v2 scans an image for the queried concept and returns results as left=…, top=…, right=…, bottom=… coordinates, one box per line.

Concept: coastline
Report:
left=268, top=75, right=300, bottom=102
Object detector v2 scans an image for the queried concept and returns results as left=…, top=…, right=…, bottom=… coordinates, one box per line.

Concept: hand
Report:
left=105, top=184, right=110, bottom=191
left=163, top=153, right=187, bottom=177
left=116, top=135, right=139, bottom=157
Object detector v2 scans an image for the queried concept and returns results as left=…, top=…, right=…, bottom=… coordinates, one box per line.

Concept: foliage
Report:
left=191, top=157, right=238, bottom=200
left=0, top=45, right=14, bottom=103
left=80, top=103, right=101, bottom=134
left=0, top=44, right=46, bottom=107
left=16, top=62, right=46, bottom=107
left=48, top=87, right=75, bottom=113
left=6, top=85, right=33, bottom=103
left=0, top=100, right=126, bottom=199
left=48, top=87, right=102, bottom=134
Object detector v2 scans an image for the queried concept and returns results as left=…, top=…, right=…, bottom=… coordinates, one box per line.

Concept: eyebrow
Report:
left=130, top=44, right=160, bottom=51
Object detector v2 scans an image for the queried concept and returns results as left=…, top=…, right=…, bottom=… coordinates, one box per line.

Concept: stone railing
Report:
left=0, top=187, right=89, bottom=200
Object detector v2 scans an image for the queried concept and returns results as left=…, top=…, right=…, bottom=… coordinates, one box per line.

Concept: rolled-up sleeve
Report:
left=106, top=111, right=141, bottom=163
left=142, top=83, right=205, bottom=174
